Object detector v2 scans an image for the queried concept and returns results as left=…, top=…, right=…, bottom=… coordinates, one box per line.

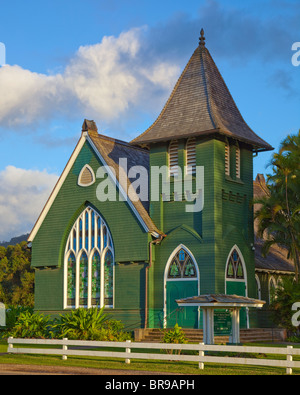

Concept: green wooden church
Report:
left=29, top=30, right=285, bottom=334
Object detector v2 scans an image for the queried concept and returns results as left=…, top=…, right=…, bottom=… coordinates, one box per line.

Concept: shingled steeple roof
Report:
left=131, top=30, right=273, bottom=152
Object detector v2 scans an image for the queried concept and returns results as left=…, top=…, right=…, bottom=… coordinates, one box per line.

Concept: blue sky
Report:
left=0, top=0, right=299, bottom=241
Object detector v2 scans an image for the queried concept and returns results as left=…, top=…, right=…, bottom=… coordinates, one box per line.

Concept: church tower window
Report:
left=186, top=137, right=196, bottom=175
left=169, top=140, right=179, bottom=177
left=236, top=144, right=241, bottom=179
left=225, top=142, right=230, bottom=176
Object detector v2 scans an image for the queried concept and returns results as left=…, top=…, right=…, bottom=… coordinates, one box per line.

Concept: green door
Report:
left=226, top=281, right=247, bottom=328
left=166, top=281, right=198, bottom=328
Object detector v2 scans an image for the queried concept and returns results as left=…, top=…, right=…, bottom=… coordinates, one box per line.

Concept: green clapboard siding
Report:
left=32, top=132, right=259, bottom=332
left=32, top=140, right=149, bottom=316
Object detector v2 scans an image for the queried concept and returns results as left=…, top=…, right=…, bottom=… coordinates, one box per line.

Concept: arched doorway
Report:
left=164, top=245, right=200, bottom=328
left=225, top=246, right=248, bottom=328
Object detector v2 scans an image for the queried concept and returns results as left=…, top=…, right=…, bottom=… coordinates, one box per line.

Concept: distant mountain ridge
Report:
left=0, top=233, right=29, bottom=248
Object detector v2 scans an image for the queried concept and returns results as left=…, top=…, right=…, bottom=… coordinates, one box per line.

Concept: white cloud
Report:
left=0, top=166, right=58, bottom=241
left=0, top=27, right=180, bottom=129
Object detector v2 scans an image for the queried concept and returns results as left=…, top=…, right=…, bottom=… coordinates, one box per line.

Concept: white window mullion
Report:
left=76, top=219, right=79, bottom=254
left=82, top=212, right=86, bottom=250
left=88, top=209, right=92, bottom=252
left=100, top=252, right=105, bottom=308
left=75, top=255, right=80, bottom=308
left=88, top=253, right=92, bottom=308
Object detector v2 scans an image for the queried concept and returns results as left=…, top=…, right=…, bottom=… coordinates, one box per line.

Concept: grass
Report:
left=0, top=340, right=299, bottom=375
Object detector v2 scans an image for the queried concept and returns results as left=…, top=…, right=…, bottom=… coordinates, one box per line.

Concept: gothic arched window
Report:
left=226, top=249, right=244, bottom=280
left=167, top=248, right=197, bottom=279
left=64, top=206, right=114, bottom=309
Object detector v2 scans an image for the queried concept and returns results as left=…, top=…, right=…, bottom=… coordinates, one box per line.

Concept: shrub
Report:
left=5, top=305, right=34, bottom=331
left=101, top=319, right=132, bottom=341
left=161, top=324, right=187, bottom=355
left=8, top=310, right=51, bottom=339
left=51, top=307, right=109, bottom=340
left=4, top=307, right=132, bottom=341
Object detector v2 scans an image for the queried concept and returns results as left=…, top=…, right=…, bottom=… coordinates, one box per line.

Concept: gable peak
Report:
left=82, top=119, right=98, bottom=135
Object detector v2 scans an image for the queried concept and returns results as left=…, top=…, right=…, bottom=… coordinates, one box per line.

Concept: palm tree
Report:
left=254, top=131, right=300, bottom=282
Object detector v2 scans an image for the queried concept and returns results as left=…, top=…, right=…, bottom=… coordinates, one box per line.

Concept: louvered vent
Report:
left=225, top=143, right=230, bottom=176
left=78, top=165, right=95, bottom=187
left=169, top=141, right=179, bottom=177
left=186, top=137, right=196, bottom=175
left=236, top=146, right=241, bottom=179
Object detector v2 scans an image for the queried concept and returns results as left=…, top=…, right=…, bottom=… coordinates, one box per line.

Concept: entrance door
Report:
left=164, top=245, right=200, bottom=328
left=166, top=280, right=198, bottom=328
left=226, top=281, right=247, bottom=328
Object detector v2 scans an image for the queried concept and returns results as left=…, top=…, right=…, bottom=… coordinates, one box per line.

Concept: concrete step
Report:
left=135, top=328, right=286, bottom=343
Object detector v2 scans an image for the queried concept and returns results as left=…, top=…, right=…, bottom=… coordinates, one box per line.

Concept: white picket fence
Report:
left=7, top=337, right=300, bottom=375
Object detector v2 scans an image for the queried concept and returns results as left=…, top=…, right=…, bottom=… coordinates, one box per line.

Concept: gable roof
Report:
left=86, top=129, right=162, bottom=236
left=131, top=32, right=273, bottom=152
left=28, top=120, right=163, bottom=243
left=176, top=294, right=265, bottom=308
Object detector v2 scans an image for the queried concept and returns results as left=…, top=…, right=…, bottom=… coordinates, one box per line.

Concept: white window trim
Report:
left=268, top=276, right=277, bottom=304
left=225, top=245, right=249, bottom=328
left=225, top=245, right=248, bottom=287
left=78, top=164, right=96, bottom=187
left=255, top=274, right=261, bottom=300
left=163, top=244, right=200, bottom=328
left=63, top=206, right=115, bottom=310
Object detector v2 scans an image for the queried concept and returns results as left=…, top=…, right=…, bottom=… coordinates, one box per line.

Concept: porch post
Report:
left=202, top=307, right=214, bottom=345
left=208, top=308, right=214, bottom=345
left=202, top=307, right=207, bottom=344
left=231, top=308, right=240, bottom=344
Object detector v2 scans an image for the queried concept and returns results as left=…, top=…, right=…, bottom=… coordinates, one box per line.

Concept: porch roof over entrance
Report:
left=176, top=294, right=265, bottom=308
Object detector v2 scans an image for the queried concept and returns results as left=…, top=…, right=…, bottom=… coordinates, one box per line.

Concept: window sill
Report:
left=225, top=175, right=244, bottom=185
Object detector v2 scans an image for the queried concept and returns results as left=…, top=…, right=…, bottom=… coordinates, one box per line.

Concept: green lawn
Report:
left=0, top=340, right=299, bottom=375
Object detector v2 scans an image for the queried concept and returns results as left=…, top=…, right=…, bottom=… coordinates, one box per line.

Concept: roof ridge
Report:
left=94, top=132, right=149, bottom=153
left=204, top=48, right=243, bottom=134
left=131, top=36, right=273, bottom=151
left=199, top=46, right=218, bottom=130
left=204, top=49, right=271, bottom=148
left=131, top=46, right=200, bottom=144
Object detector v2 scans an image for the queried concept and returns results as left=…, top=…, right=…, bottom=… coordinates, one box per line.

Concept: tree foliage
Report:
left=254, top=130, right=300, bottom=281
left=0, top=241, right=34, bottom=306
left=270, top=277, right=300, bottom=337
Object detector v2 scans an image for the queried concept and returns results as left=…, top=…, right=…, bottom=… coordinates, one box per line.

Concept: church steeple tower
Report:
left=131, top=31, right=272, bottom=153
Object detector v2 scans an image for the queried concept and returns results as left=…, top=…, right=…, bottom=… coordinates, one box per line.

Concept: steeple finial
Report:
left=199, top=28, right=205, bottom=46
